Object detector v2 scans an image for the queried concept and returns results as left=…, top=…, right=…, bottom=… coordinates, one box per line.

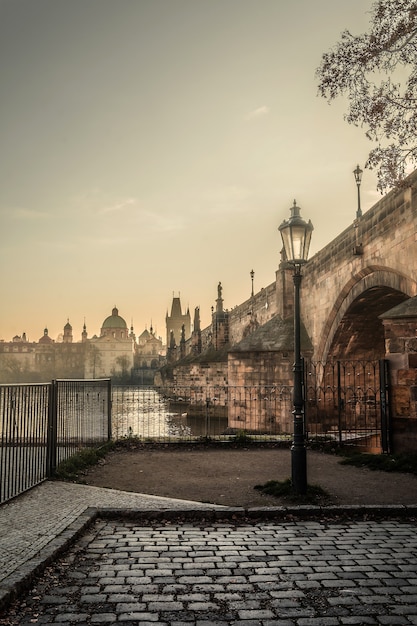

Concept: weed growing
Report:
left=254, top=478, right=332, bottom=505
left=339, top=451, right=417, bottom=475
left=53, top=441, right=115, bottom=481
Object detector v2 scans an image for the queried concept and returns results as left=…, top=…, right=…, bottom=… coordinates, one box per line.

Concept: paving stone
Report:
left=90, top=613, right=117, bottom=623
left=3, top=484, right=417, bottom=625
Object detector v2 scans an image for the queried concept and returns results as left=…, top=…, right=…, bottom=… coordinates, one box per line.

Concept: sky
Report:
left=0, top=0, right=382, bottom=343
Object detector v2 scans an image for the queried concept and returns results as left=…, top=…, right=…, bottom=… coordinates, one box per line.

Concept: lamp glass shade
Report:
left=279, top=201, right=313, bottom=264
left=353, top=165, right=363, bottom=185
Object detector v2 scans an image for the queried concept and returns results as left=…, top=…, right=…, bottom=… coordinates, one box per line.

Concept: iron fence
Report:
left=0, top=366, right=389, bottom=505
left=112, top=385, right=229, bottom=441
left=0, top=383, right=50, bottom=504
left=0, top=379, right=111, bottom=504
left=305, top=359, right=389, bottom=452
left=112, top=367, right=389, bottom=450
left=111, top=384, right=294, bottom=441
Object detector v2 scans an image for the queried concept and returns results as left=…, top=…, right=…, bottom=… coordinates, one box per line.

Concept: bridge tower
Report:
left=165, top=294, right=191, bottom=347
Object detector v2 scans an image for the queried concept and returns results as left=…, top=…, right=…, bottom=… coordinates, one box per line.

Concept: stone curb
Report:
left=97, top=503, right=417, bottom=521
left=1, top=503, right=417, bottom=612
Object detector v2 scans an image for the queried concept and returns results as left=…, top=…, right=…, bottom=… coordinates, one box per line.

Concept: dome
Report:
left=39, top=328, right=53, bottom=344
left=101, top=306, right=128, bottom=329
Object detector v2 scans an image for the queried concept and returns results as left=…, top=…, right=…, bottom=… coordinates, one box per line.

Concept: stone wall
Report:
left=381, top=302, right=417, bottom=453
left=228, top=351, right=293, bottom=433
left=227, top=283, right=278, bottom=346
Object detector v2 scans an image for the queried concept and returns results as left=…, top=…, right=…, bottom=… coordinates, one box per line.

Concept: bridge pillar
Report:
left=381, top=296, right=417, bottom=453
left=276, top=261, right=295, bottom=321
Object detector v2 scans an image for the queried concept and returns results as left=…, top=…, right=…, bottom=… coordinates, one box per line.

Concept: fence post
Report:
left=379, top=359, right=391, bottom=454
left=46, top=380, right=58, bottom=478
left=302, top=358, right=308, bottom=441
left=107, top=379, right=112, bottom=441
left=337, top=361, right=343, bottom=445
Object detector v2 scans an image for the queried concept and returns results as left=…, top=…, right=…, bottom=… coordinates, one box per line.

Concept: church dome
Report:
left=39, top=328, right=53, bottom=344
left=101, top=306, right=128, bottom=329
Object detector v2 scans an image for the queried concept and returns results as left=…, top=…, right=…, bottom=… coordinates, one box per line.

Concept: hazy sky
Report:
left=0, top=0, right=380, bottom=343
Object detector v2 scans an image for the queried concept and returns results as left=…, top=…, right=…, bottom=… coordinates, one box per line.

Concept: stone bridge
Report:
left=230, top=169, right=417, bottom=363
left=299, top=175, right=417, bottom=363
left=163, top=169, right=417, bottom=452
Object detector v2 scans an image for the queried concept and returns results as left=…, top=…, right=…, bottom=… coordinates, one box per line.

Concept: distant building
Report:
left=135, top=325, right=164, bottom=369
left=85, top=307, right=134, bottom=380
left=0, top=305, right=167, bottom=383
left=132, top=324, right=164, bottom=384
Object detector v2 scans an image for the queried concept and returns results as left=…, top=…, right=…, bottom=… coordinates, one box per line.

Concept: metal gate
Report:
left=304, top=359, right=391, bottom=453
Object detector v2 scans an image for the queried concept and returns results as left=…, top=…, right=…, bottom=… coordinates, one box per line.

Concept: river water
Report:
left=111, top=386, right=228, bottom=440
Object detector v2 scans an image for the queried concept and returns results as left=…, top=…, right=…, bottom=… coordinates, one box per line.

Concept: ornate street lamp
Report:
left=250, top=269, right=254, bottom=298
left=279, top=200, right=313, bottom=495
left=353, top=164, right=363, bottom=219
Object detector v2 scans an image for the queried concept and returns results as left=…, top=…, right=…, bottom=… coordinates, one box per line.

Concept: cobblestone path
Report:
left=3, top=518, right=417, bottom=625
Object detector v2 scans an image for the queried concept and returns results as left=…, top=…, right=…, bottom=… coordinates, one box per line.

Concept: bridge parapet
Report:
left=302, top=170, right=417, bottom=362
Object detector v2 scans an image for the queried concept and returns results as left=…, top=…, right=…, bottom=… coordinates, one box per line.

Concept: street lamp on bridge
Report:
left=353, top=164, right=363, bottom=219
left=279, top=200, right=313, bottom=495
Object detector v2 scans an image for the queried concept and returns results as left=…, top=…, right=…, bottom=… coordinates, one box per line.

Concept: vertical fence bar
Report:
left=337, top=361, right=342, bottom=445
left=46, top=380, right=57, bottom=478
left=380, top=359, right=391, bottom=454
left=0, top=386, right=7, bottom=502
left=107, top=378, right=112, bottom=441
left=8, top=386, right=15, bottom=499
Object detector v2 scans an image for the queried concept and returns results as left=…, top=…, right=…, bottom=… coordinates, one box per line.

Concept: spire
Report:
left=82, top=318, right=87, bottom=342
left=170, top=296, right=182, bottom=317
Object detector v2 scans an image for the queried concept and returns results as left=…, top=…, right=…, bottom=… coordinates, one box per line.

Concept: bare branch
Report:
left=316, top=0, right=417, bottom=190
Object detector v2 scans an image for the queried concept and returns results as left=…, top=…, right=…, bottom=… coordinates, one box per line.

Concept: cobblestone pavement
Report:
left=0, top=481, right=225, bottom=589
left=3, top=516, right=417, bottom=625
left=2, top=481, right=417, bottom=625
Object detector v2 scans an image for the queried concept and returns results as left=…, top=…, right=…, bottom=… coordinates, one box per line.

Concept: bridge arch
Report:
left=316, top=266, right=417, bottom=363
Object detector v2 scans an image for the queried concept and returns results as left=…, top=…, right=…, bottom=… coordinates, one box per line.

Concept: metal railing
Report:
left=0, top=379, right=111, bottom=504
left=111, top=384, right=294, bottom=441
left=1, top=368, right=388, bottom=504
left=112, top=373, right=387, bottom=449
left=305, top=359, right=388, bottom=451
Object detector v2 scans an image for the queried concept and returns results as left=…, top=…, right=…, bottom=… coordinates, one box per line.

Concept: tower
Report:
left=165, top=294, right=191, bottom=346
left=63, top=319, right=73, bottom=344
left=82, top=321, right=88, bottom=343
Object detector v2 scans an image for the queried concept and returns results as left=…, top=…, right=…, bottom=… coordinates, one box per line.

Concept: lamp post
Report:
left=279, top=200, right=313, bottom=495
left=250, top=269, right=254, bottom=298
left=353, top=164, right=363, bottom=219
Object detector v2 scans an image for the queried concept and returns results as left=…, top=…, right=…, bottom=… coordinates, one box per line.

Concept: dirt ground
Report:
left=82, top=444, right=417, bottom=508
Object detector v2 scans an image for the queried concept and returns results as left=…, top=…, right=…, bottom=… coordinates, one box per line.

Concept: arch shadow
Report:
left=317, top=266, right=417, bottom=363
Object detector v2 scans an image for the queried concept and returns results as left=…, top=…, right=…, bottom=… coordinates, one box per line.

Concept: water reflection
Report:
left=111, top=386, right=228, bottom=440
